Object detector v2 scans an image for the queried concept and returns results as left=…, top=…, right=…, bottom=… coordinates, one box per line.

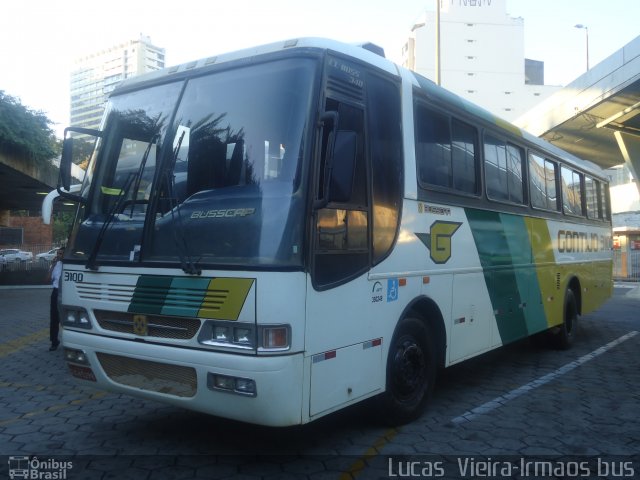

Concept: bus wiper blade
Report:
left=85, top=172, right=136, bottom=271
left=163, top=130, right=201, bottom=275
left=85, top=137, right=157, bottom=271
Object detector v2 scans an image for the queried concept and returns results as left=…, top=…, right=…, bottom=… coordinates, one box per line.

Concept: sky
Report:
left=1, top=0, right=638, bottom=138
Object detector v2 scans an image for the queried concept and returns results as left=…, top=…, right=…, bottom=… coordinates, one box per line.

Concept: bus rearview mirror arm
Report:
left=313, top=111, right=339, bottom=210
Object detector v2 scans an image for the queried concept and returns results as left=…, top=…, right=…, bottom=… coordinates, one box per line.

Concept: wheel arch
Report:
left=566, top=276, right=582, bottom=316
left=399, top=295, right=447, bottom=369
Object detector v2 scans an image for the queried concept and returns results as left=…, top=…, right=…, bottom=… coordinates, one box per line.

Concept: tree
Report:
left=0, top=91, right=60, bottom=164
left=52, top=211, right=75, bottom=244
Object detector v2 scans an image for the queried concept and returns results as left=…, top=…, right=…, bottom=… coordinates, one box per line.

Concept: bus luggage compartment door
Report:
left=309, top=339, right=383, bottom=417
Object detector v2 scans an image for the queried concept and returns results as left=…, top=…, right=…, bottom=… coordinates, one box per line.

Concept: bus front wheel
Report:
left=379, top=316, right=436, bottom=425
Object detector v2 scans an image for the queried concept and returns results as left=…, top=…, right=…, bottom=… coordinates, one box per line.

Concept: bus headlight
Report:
left=198, top=321, right=256, bottom=350
left=62, top=307, right=92, bottom=329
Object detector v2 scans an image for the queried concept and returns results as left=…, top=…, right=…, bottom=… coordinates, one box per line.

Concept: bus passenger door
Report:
left=307, top=94, right=381, bottom=417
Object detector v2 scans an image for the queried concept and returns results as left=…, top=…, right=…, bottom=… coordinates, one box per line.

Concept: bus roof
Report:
left=113, top=37, right=398, bottom=94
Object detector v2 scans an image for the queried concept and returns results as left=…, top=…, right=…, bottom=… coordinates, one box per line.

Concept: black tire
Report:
left=377, top=316, right=436, bottom=425
left=551, top=288, right=579, bottom=350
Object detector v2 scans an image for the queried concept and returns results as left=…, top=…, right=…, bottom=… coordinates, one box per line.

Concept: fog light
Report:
left=207, top=373, right=257, bottom=397
left=64, top=348, right=89, bottom=365
left=235, top=378, right=256, bottom=395
left=213, top=375, right=235, bottom=390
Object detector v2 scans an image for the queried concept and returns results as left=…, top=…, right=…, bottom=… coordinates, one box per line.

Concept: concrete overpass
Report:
left=515, top=35, right=640, bottom=183
left=0, top=152, right=58, bottom=224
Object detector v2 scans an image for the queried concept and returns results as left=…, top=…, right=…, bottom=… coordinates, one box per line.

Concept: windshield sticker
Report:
left=387, top=278, right=399, bottom=302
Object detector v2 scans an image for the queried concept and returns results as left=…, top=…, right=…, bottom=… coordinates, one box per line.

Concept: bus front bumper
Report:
left=62, top=329, right=305, bottom=427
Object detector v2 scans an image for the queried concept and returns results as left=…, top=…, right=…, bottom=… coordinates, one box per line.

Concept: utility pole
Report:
left=435, top=0, right=441, bottom=85
left=574, top=24, right=590, bottom=71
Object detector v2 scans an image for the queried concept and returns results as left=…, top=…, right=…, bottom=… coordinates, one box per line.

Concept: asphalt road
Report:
left=1, top=284, right=638, bottom=479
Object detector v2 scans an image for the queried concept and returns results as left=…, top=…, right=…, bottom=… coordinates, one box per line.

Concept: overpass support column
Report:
left=0, top=210, right=10, bottom=227
left=614, top=131, right=640, bottom=196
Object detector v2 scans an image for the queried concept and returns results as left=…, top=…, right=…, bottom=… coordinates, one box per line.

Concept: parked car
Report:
left=0, top=249, right=33, bottom=263
left=36, top=248, right=59, bottom=263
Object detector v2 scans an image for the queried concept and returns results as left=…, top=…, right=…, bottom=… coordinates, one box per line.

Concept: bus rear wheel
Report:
left=379, top=316, right=436, bottom=425
left=551, top=288, right=579, bottom=350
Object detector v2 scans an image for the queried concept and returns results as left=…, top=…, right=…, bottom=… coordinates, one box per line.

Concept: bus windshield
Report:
left=68, top=58, right=316, bottom=269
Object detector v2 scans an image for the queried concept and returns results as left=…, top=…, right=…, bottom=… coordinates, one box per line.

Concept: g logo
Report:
left=133, top=314, right=148, bottom=336
left=416, top=221, right=462, bottom=264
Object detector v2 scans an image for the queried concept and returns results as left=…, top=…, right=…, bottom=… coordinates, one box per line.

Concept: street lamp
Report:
left=574, top=24, right=589, bottom=71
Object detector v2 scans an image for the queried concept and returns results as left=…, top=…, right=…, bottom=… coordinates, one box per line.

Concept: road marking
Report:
left=339, top=428, right=398, bottom=480
left=0, top=382, right=109, bottom=427
left=0, top=328, right=49, bottom=358
left=451, top=331, right=639, bottom=424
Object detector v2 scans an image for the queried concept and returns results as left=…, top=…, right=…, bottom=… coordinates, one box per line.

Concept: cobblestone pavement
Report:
left=1, top=285, right=638, bottom=479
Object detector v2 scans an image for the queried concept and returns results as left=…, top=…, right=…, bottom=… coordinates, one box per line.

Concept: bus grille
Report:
left=94, top=310, right=201, bottom=339
left=97, top=353, right=197, bottom=398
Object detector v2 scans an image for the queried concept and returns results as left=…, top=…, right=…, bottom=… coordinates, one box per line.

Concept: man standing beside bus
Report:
left=48, top=248, right=64, bottom=351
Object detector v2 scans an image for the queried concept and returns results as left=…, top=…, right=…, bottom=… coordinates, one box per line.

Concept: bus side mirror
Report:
left=60, top=137, right=74, bottom=190
left=57, top=126, right=101, bottom=202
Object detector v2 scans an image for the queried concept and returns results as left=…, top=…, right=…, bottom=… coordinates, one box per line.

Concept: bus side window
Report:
left=367, top=74, right=403, bottom=264
left=415, top=105, right=451, bottom=189
left=414, top=105, right=478, bottom=195
left=561, top=166, right=584, bottom=216
left=529, top=152, right=558, bottom=211
left=585, top=176, right=599, bottom=219
left=484, top=135, right=524, bottom=204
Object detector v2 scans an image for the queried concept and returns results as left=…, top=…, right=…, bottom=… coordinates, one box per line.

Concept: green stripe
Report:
left=127, top=275, right=254, bottom=320
left=128, top=276, right=172, bottom=314
left=466, top=210, right=528, bottom=343
left=162, top=277, right=211, bottom=317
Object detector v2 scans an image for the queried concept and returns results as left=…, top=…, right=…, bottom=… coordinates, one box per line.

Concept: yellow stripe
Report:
left=198, top=278, right=254, bottom=320
left=339, top=428, right=399, bottom=479
left=526, top=217, right=563, bottom=328
left=0, top=328, right=49, bottom=358
left=101, top=186, right=123, bottom=195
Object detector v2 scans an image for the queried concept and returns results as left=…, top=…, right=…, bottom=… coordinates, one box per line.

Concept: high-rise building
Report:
left=402, top=0, right=560, bottom=120
left=70, top=35, right=165, bottom=130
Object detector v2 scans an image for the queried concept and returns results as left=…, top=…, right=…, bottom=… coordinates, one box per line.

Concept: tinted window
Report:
left=601, top=182, right=611, bottom=220
left=529, top=153, right=558, bottom=211
left=451, top=120, right=477, bottom=194
left=585, top=176, right=599, bottom=219
left=415, top=105, right=478, bottom=194
left=561, top=166, right=584, bottom=216
left=146, top=59, right=316, bottom=267
left=367, top=74, right=403, bottom=263
left=484, top=134, right=524, bottom=204
left=415, top=106, right=451, bottom=188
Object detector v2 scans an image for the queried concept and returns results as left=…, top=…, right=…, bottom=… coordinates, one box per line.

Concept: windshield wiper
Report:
left=85, top=137, right=157, bottom=271
left=163, top=130, right=201, bottom=275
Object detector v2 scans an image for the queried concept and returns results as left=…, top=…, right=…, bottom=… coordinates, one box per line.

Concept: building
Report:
left=606, top=164, right=640, bottom=279
left=402, top=0, right=560, bottom=121
left=70, top=35, right=165, bottom=130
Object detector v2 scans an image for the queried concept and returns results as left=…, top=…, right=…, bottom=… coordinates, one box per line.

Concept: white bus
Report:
left=52, top=38, right=612, bottom=426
